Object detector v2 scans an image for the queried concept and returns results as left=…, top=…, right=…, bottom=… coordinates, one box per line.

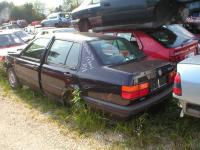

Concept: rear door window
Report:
left=47, top=40, right=73, bottom=65
left=65, top=43, right=81, bottom=69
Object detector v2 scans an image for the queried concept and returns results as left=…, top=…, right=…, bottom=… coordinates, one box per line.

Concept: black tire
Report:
left=154, top=0, right=178, bottom=26
left=62, top=85, right=81, bottom=107
left=148, top=96, right=172, bottom=114
left=55, top=23, right=59, bottom=28
left=62, top=90, right=74, bottom=107
left=78, top=19, right=90, bottom=32
left=7, top=68, right=21, bottom=89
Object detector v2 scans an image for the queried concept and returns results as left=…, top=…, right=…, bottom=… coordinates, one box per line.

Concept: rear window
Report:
left=146, top=28, right=177, bottom=47
left=89, top=38, right=145, bottom=65
left=0, top=34, right=24, bottom=48
left=146, top=26, right=192, bottom=48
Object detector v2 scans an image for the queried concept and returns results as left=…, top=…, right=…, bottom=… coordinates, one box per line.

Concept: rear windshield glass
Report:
left=146, top=28, right=177, bottom=47
left=0, top=34, right=24, bottom=48
left=146, top=26, right=192, bottom=48
left=89, top=38, right=145, bottom=65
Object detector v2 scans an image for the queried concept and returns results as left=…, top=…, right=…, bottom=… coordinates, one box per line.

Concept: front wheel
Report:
left=7, top=68, right=21, bottom=89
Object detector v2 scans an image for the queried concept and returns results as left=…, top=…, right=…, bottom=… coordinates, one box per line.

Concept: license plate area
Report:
left=150, top=76, right=167, bottom=92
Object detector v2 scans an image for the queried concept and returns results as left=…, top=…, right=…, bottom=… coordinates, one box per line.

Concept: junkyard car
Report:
left=173, top=55, right=200, bottom=118
left=0, top=30, right=27, bottom=62
left=41, top=12, right=71, bottom=27
left=72, top=0, right=200, bottom=31
left=34, top=27, right=77, bottom=39
left=104, top=24, right=198, bottom=63
left=12, top=29, right=34, bottom=43
left=5, top=32, right=175, bottom=119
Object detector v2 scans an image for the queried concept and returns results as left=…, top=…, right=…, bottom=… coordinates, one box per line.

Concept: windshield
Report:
left=0, top=34, right=24, bottom=48
left=15, top=31, right=29, bottom=38
left=89, top=38, right=145, bottom=65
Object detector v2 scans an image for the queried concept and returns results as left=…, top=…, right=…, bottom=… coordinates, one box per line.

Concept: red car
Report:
left=104, top=24, right=199, bottom=63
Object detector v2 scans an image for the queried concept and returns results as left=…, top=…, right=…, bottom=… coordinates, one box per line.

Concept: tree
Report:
left=0, top=1, right=14, bottom=23
left=33, top=0, right=45, bottom=15
left=10, top=3, right=45, bottom=23
left=55, top=5, right=63, bottom=12
left=62, top=0, right=80, bottom=12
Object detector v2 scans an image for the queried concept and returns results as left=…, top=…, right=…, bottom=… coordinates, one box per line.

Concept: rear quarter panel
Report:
left=78, top=42, right=133, bottom=106
left=176, top=63, right=200, bottom=105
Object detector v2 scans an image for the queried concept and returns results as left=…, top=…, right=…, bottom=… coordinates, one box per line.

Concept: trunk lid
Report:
left=110, top=59, right=171, bottom=75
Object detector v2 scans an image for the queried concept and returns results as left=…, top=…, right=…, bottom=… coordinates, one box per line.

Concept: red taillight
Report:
left=121, top=83, right=149, bottom=100
left=173, top=73, right=182, bottom=96
left=168, top=71, right=176, bottom=84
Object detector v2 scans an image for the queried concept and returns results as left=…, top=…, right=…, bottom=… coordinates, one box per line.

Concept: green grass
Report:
left=0, top=63, right=200, bottom=149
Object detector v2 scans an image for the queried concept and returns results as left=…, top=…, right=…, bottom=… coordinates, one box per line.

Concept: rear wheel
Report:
left=7, top=68, right=21, bottom=89
left=62, top=85, right=81, bottom=107
left=154, top=0, right=179, bottom=26
left=55, top=23, right=59, bottom=28
left=78, top=19, right=90, bottom=32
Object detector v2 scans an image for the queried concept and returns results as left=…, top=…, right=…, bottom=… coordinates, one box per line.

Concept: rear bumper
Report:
left=83, top=86, right=172, bottom=118
left=176, top=99, right=200, bottom=118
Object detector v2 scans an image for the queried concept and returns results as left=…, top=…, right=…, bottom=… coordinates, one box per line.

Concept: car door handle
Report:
left=102, top=2, right=110, bottom=7
left=64, top=72, right=73, bottom=78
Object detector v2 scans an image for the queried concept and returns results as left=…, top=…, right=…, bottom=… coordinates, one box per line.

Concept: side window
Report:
left=117, top=40, right=128, bottom=50
left=65, top=43, right=81, bottom=69
left=22, top=38, right=49, bottom=59
left=47, top=40, right=73, bottom=65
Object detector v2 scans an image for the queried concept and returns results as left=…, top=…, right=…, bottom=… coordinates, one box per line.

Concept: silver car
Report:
left=173, top=55, right=200, bottom=118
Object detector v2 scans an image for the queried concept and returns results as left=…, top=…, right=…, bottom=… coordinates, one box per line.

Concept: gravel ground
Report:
left=0, top=89, right=122, bottom=150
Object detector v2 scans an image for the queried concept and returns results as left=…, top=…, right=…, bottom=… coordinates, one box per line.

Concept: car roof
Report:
left=52, top=32, right=121, bottom=42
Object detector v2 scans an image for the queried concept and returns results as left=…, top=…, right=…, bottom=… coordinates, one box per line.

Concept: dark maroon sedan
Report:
left=5, top=32, right=175, bottom=118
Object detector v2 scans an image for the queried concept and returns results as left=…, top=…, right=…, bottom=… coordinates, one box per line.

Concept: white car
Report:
left=34, top=27, right=77, bottom=39
left=173, top=55, right=200, bottom=118
left=13, top=29, right=34, bottom=43
left=0, top=30, right=27, bottom=62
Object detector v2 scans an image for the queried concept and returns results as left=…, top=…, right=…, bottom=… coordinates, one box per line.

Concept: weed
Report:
left=0, top=64, right=200, bottom=149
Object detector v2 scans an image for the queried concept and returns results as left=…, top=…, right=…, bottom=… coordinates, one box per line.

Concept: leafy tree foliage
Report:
left=10, top=3, right=45, bottom=23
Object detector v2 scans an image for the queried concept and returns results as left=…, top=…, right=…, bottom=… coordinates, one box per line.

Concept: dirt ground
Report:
left=0, top=89, right=122, bottom=150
